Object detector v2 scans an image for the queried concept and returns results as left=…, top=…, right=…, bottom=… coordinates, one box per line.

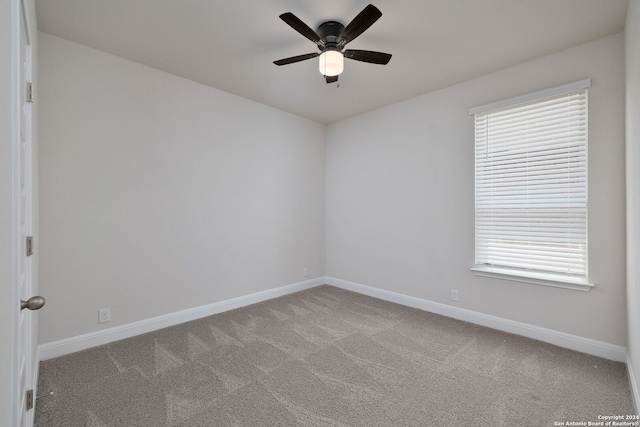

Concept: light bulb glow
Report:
left=318, top=51, right=344, bottom=76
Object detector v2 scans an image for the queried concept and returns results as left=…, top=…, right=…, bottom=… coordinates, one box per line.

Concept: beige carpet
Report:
left=35, top=285, right=634, bottom=426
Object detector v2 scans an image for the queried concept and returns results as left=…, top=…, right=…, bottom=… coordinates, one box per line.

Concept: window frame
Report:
left=469, top=79, right=595, bottom=292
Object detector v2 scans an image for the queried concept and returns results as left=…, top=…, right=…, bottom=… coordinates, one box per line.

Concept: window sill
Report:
left=470, top=266, right=595, bottom=292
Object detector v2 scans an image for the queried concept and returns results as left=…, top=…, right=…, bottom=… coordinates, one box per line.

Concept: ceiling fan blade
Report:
left=325, top=75, right=338, bottom=84
left=344, top=49, right=392, bottom=65
left=279, top=12, right=323, bottom=45
left=340, top=4, right=382, bottom=43
left=274, top=52, right=320, bottom=66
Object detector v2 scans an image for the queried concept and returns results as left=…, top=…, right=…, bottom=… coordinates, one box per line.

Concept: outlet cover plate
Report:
left=98, top=308, right=111, bottom=323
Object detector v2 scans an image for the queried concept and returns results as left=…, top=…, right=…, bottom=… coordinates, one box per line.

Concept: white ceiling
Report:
left=35, top=0, right=629, bottom=124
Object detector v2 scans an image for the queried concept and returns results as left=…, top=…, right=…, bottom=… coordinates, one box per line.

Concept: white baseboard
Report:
left=628, top=351, right=640, bottom=414
left=325, top=277, right=627, bottom=362
left=38, top=277, right=324, bottom=360
left=39, top=276, right=627, bottom=364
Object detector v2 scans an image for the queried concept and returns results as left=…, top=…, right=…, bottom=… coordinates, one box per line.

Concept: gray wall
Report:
left=38, top=33, right=326, bottom=344
left=326, top=33, right=626, bottom=346
left=626, top=0, right=640, bottom=412
left=38, top=25, right=629, bottom=358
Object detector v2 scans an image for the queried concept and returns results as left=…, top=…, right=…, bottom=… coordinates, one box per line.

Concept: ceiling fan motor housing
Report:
left=317, top=21, right=345, bottom=51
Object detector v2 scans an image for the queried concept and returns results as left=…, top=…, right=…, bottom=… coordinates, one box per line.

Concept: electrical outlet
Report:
left=303, top=267, right=309, bottom=277
left=98, top=308, right=111, bottom=323
left=450, top=289, right=459, bottom=302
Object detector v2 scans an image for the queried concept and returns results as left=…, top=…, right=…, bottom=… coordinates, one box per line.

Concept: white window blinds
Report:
left=472, top=81, right=589, bottom=285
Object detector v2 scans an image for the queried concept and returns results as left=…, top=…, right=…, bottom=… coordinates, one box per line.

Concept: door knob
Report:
left=21, top=296, right=45, bottom=311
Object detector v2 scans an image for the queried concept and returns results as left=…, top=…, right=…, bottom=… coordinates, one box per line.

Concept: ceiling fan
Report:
left=273, top=4, right=392, bottom=84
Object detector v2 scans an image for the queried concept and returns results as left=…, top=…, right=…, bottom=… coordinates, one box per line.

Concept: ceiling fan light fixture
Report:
left=319, top=50, right=344, bottom=76
left=275, top=5, right=390, bottom=83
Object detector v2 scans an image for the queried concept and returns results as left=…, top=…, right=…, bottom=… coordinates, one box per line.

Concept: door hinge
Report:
left=26, top=389, right=33, bottom=410
left=26, top=236, right=33, bottom=256
left=26, top=82, right=33, bottom=103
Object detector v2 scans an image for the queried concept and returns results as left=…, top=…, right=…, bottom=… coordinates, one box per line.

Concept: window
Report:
left=469, top=79, right=593, bottom=291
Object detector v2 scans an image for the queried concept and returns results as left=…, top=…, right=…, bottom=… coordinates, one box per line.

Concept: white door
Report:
left=14, top=0, right=40, bottom=426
